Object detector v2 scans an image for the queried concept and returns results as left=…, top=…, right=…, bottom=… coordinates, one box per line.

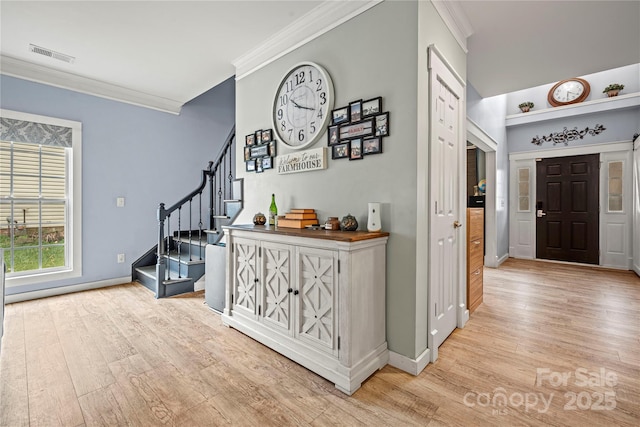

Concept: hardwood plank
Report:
left=0, top=304, right=29, bottom=427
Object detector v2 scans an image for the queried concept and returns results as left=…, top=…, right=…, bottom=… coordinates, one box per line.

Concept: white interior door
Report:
left=428, top=48, right=464, bottom=362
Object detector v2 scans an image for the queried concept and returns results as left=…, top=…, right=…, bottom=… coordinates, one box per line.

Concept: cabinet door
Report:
left=232, top=238, right=258, bottom=317
left=261, top=242, right=293, bottom=333
left=296, top=247, right=338, bottom=355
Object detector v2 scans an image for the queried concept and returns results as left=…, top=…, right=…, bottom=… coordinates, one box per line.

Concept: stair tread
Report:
left=164, top=250, right=205, bottom=264
left=135, top=265, right=193, bottom=283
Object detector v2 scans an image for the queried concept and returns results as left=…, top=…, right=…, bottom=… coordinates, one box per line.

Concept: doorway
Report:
left=535, top=154, right=599, bottom=264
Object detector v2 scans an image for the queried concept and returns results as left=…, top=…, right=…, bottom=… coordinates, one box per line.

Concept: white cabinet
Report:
left=222, top=225, right=389, bottom=395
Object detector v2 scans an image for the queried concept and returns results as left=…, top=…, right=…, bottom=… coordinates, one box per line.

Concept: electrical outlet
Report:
left=116, top=197, right=125, bottom=207
left=117, top=253, right=125, bottom=263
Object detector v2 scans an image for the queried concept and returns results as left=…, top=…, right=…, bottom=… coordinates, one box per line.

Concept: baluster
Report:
left=156, top=203, right=167, bottom=298
left=217, top=167, right=223, bottom=222
left=221, top=156, right=226, bottom=216
left=198, top=192, right=203, bottom=260
left=188, top=198, right=193, bottom=261
left=166, top=213, right=171, bottom=280
left=177, top=206, right=182, bottom=278
left=210, top=171, right=216, bottom=230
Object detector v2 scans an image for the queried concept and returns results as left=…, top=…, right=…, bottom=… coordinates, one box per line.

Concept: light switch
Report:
left=116, top=197, right=125, bottom=207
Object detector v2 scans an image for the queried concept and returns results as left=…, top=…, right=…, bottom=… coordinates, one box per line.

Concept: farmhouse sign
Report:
left=276, top=147, right=327, bottom=175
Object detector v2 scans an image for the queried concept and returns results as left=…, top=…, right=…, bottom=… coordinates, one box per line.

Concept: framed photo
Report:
left=268, top=140, right=277, bottom=157
left=261, top=129, right=272, bottom=143
left=327, top=125, right=340, bottom=146
left=375, top=112, right=389, bottom=137
left=332, top=142, right=349, bottom=159
left=338, top=118, right=374, bottom=140
left=349, top=138, right=363, bottom=160
left=244, top=146, right=251, bottom=161
left=332, top=106, right=350, bottom=125
left=256, top=158, right=264, bottom=173
left=363, top=136, right=382, bottom=155
left=245, top=133, right=255, bottom=146
left=362, top=97, right=382, bottom=117
left=349, top=100, right=362, bottom=122
left=262, top=156, right=273, bottom=170
left=254, top=130, right=262, bottom=144
left=246, top=159, right=256, bottom=172
left=250, top=143, right=269, bottom=158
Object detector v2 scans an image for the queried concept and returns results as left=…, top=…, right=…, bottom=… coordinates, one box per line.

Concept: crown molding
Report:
left=0, top=55, right=183, bottom=115
left=233, top=0, right=383, bottom=81
left=430, top=0, right=473, bottom=54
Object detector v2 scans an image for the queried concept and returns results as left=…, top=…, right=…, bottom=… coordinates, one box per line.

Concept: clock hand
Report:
left=291, top=99, right=314, bottom=111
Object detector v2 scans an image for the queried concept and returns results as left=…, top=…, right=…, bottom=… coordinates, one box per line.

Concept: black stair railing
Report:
left=155, top=126, right=235, bottom=297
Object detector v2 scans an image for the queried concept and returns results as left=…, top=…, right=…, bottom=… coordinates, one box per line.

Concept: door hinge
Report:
left=338, top=336, right=341, bottom=350
left=535, top=158, right=542, bottom=162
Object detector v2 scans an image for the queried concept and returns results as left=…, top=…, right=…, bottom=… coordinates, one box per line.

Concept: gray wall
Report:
left=234, top=0, right=465, bottom=360
left=1, top=75, right=235, bottom=295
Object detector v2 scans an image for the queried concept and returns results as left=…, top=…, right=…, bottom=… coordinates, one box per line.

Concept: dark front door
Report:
left=536, top=154, right=599, bottom=264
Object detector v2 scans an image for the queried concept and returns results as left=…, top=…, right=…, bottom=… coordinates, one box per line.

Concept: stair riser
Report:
left=165, top=261, right=205, bottom=280
left=175, top=241, right=206, bottom=259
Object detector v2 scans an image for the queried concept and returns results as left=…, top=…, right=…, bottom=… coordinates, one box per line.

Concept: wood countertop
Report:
left=223, top=224, right=389, bottom=242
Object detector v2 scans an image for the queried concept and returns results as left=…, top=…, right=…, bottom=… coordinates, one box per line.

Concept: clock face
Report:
left=273, top=62, right=334, bottom=149
left=548, top=78, right=590, bottom=107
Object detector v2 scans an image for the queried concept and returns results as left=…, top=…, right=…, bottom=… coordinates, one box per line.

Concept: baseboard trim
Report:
left=633, top=263, right=640, bottom=277
left=388, top=348, right=430, bottom=376
left=5, top=276, right=131, bottom=304
left=496, top=253, right=509, bottom=266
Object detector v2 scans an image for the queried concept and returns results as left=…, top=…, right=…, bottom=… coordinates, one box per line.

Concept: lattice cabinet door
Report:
left=232, top=238, right=258, bottom=318
left=260, top=242, right=293, bottom=333
left=296, top=246, right=338, bottom=355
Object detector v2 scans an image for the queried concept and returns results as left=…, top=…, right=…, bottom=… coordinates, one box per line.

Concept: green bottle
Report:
left=269, top=193, right=278, bottom=226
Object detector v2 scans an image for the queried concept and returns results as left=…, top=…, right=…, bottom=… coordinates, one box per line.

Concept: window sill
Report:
left=6, top=268, right=81, bottom=288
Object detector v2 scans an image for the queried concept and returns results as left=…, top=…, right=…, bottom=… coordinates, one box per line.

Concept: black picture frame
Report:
left=327, top=125, right=340, bottom=146
left=262, top=156, right=273, bottom=170
left=254, top=130, right=262, bottom=144
left=363, top=136, right=382, bottom=155
left=362, top=97, right=382, bottom=117
left=250, top=143, right=269, bottom=158
left=349, top=100, right=362, bottom=122
left=245, top=134, right=255, bottom=146
left=349, top=138, right=363, bottom=160
left=268, top=141, right=277, bottom=157
left=261, top=129, right=272, bottom=143
left=338, top=118, right=374, bottom=140
left=246, top=159, right=256, bottom=172
left=375, top=112, right=389, bottom=137
left=244, top=146, right=251, bottom=161
left=332, top=106, right=350, bottom=125
left=256, top=158, right=264, bottom=173
left=332, top=142, right=349, bottom=159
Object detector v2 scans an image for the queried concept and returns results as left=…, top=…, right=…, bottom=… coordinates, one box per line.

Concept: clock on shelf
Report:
left=272, top=62, right=334, bottom=150
left=547, top=78, right=590, bottom=107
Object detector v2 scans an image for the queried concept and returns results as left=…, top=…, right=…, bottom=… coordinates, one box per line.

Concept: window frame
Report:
left=1, top=109, right=82, bottom=287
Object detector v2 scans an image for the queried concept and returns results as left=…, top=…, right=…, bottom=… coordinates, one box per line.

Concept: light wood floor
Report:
left=1, top=258, right=639, bottom=426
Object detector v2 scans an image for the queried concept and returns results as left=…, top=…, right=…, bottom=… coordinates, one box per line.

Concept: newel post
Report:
left=156, top=202, right=167, bottom=298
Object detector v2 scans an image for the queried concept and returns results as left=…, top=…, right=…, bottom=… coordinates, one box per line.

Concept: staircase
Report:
left=131, top=126, right=242, bottom=298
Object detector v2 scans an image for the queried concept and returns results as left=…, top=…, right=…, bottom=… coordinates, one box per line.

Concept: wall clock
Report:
left=272, top=62, right=334, bottom=149
left=547, top=78, right=590, bottom=107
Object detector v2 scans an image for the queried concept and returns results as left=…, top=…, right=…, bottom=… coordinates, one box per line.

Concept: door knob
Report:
left=453, top=221, right=462, bottom=228
left=536, top=209, right=546, bottom=218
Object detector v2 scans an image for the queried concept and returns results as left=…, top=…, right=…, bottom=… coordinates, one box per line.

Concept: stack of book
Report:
left=277, top=209, right=319, bottom=229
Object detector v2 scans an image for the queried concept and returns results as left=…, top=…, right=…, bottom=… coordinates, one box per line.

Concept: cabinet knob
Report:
left=254, top=278, right=259, bottom=283
left=293, top=290, right=299, bottom=295
left=287, top=288, right=293, bottom=293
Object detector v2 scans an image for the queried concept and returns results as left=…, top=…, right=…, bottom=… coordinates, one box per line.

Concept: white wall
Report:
left=633, top=136, right=640, bottom=275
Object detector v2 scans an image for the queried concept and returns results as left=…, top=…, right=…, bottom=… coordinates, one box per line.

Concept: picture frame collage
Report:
left=245, top=129, right=277, bottom=173
left=328, top=96, right=389, bottom=161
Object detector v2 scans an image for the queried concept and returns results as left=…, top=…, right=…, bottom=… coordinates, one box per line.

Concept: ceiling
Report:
left=1, top=1, right=639, bottom=112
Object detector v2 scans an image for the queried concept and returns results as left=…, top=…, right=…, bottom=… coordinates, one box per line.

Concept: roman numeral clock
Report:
left=273, top=62, right=335, bottom=149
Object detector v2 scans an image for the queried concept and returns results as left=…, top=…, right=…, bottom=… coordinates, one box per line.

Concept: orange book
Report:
left=285, top=212, right=318, bottom=220
left=277, top=218, right=319, bottom=229
left=289, top=209, right=315, bottom=213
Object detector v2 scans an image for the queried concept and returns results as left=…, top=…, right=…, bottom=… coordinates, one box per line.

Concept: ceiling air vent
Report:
left=29, top=44, right=75, bottom=64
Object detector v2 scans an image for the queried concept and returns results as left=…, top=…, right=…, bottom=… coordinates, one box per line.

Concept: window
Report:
left=517, top=167, right=530, bottom=212
left=0, top=110, right=82, bottom=285
left=608, top=161, right=623, bottom=212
